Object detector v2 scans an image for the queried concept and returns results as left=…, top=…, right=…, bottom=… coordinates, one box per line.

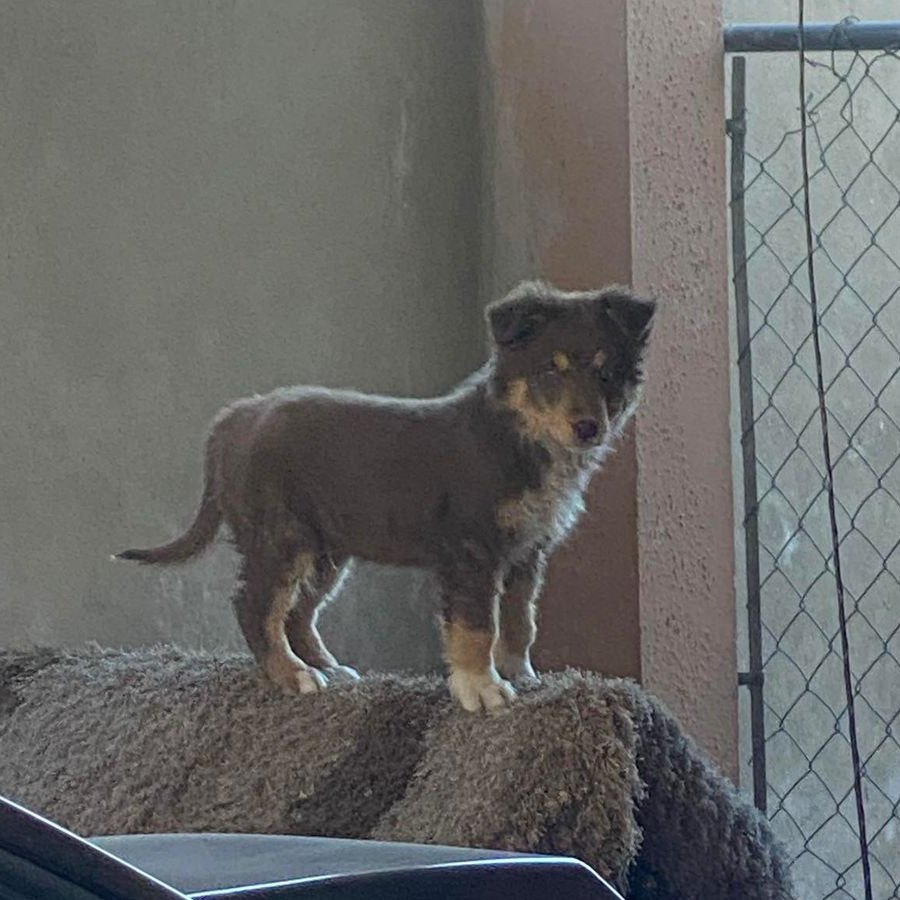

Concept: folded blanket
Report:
left=0, top=646, right=791, bottom=899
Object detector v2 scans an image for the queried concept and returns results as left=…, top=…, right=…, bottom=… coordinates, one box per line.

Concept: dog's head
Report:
left=486, top=281, right=655, bottom=451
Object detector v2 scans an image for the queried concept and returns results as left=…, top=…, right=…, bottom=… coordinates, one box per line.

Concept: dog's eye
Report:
left=551, top=352, right=571, bottom=372
left=544, top=356, right=569, bottom=377
left=596, top=367, right=611, bottom=384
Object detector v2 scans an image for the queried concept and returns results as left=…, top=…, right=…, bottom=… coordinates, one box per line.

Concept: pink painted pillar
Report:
left=483, top=0, right=738, bottom=777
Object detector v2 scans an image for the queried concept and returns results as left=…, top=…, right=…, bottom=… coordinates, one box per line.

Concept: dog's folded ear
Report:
left=487, top=283, right=560, bottom=348
left=602, top=291, right=657, bottom=344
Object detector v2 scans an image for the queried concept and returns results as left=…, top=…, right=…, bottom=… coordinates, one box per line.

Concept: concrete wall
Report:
left=0, top=0, right=484, bottom=671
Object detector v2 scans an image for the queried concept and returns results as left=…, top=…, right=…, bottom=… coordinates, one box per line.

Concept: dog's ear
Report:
left=602, top=292, right=656, bottom=345
left=487, top=287, right=559, bottom=348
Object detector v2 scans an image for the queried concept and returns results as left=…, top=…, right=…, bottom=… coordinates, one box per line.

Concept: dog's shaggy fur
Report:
left=116, top=282, right=655, bottom=710
left=0, top=647, right=793, bottom=899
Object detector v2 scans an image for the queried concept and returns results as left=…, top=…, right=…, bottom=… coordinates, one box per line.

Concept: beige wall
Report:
left=629, top=1, right=738, bottom=776
left=0, top=0, right=484, bottom=671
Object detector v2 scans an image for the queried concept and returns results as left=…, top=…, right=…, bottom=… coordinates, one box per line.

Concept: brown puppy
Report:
left=117, top=282, right=655, bottom=711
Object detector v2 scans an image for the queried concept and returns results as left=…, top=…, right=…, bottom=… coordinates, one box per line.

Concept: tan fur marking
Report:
left=443, top=620, right=494, bottom=675
left=592, top=348, right=608, bottom=368
left=264, top=583, right=298, bottom=659
left=264, top=649, right=305, bottom=687
left=552, top=351, right=571, bottom=371
left=294, top=551, right=317, bottom=589
left=505, top=378, right=573, bottom=445
left=263, top=552, right=317, bottom=679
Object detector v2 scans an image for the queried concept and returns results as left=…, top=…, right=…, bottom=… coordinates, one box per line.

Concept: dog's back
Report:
left=209, top=381, right=537, bottom=568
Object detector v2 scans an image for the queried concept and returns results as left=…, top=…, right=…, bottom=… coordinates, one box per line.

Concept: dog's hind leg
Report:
left=285, top=555, right=360, bottom=683
left=495, top=550, right=546, bottom=682
left=232, top=549, right=328, bottom=695
left=439, top=566, right=515, bottom=712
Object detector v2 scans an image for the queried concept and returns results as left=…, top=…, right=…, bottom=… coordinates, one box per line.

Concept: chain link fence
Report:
left=727, top=20, right=900, bottom=900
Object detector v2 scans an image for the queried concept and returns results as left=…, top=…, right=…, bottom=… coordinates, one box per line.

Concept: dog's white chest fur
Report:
left=498, top=451, right=601, bottom=551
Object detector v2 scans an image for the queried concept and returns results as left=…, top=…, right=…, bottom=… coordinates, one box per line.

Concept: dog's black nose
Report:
left=573, top=419, right=600, bottom=443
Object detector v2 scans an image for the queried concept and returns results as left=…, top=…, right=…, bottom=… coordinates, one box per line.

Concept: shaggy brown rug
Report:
left=0, top=647, right=791, bottom=899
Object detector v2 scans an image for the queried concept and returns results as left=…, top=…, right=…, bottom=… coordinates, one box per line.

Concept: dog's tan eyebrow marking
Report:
left=592, top=349, right=608, bottom=368
left=552, top=352, right=571, bottom=371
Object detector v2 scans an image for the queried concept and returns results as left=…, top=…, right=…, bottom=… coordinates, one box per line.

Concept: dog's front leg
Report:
left=495, top=550, right=546, bottom=682
left=440, top=568, right=515, bottom=712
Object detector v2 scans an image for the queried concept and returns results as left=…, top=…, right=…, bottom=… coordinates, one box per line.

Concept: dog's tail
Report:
left=115, top=449, right=222, bottom=566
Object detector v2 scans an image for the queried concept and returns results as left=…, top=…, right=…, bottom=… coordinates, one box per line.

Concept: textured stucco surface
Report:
left=483, top=0, right=738, bottom=776
left=628, top=2, right=738, bottom=776
left=0, top=0, right=484, bottom=672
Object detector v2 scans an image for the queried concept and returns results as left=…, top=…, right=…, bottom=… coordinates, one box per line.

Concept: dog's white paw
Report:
left=496, top=653, right=537, bottom=682
left=450, top=670, right=516, bottom=712
left=324, top=665, right=361, bottom=683
left=268, top=659, right=328, bottom=695
left=296, top=668, right=328, bottom=693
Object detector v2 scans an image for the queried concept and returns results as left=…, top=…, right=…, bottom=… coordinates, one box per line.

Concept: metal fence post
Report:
left=728, top=54, right=767, bottom=815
